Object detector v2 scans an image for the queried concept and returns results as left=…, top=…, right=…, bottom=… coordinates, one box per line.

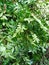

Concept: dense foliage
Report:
left=0, top=0, right=49, bottom=65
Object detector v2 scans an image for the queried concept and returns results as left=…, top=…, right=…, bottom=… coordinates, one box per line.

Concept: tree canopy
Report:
left=0, top=0, right=49, bottom=65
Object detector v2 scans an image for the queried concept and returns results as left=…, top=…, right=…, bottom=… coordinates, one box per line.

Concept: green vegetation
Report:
left=0, top=0, right=49, bottom=65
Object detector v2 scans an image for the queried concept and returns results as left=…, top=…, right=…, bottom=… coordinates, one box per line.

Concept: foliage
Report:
left=0, top=0, right=49, bottom=65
